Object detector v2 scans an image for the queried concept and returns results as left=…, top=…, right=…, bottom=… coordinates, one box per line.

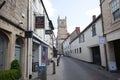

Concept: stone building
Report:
left=0, top=0, right=54, bottom=79
left=57, top=16, right=68, bottom=54
left=0, top=0, right=28, bottom=79
left=100, top=0, right=120, bottom=71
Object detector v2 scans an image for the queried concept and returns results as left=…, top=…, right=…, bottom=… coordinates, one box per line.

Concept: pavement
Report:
left=47, top=58, right=64, bottom=80
left=31, top=58, right=62, bottom=80
left=32, top=57, right=120, bottom=80
left=47, top=57, right=120, bottom=80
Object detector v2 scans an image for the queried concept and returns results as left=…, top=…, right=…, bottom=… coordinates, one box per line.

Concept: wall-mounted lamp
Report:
left=0, top=1, right=6, bottom=9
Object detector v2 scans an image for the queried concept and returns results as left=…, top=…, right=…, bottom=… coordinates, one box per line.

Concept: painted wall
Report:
left=65, top=16, right=106, bottom=67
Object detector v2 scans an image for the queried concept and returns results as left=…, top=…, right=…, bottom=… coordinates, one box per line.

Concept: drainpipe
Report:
left=27, top=0, right=33, bottom=79
left=99, top=0, right=108, bottom=70
left=26, top=0, right=29, bottom=79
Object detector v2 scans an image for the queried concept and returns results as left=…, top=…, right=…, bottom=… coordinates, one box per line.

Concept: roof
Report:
left=70, top=14, right=102, bottom=44
left=40, top=0, right=54, bottom=30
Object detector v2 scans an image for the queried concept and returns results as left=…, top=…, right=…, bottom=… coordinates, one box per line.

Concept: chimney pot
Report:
left=92, top=15, right=96, bottom=21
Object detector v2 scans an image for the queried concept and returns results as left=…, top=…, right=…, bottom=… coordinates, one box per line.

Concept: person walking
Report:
left=57, top=55, right=61, bottom=66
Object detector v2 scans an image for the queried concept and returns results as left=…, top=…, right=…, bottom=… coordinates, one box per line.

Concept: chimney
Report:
left=75, top=27, right=80, bottom=34
left=92, top=15, right=96, bottom=21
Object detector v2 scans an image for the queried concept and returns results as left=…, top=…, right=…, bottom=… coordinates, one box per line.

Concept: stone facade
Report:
left=0, top=0, right=54, bottom=79
left=100, top=0, right=120, bottom=71
left=57, top=16, right=68, bottom=54
left=0, top=0, right=28, bottom=79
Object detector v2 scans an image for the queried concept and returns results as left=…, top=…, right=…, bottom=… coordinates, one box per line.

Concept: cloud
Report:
left=85, top=7, right=100, bottom=17
left=42, top=0, right=56, bottom=17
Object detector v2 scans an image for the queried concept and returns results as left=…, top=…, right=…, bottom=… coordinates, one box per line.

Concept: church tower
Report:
left=57, top=16, right=68, bottom=54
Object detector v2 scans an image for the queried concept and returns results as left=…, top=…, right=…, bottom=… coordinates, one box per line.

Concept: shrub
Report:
left=0, top=59, right=22, bottom=80
left=11, top=59, right=21, bottom=70
left=10, top=59, right=22, bottom=79
left=0, top=69, right=17, bottom=80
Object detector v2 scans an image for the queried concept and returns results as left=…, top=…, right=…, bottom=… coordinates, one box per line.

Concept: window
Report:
left=33, top=0, right=35, bottom=2
left=110, top=0, right=120, bottom=21
left=77, top=48, right=78, bottom=53
left=92, top=24, right=96, bottom=36
left=8, top=0, right=13, bottom=4
left=79, top=47, right=81, bottom=53
left=79, top=34, right=85, bottom=43
left=70, top=50, right=72, bottom=53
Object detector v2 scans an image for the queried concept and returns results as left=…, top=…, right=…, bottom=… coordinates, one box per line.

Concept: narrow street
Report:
left=47, top=56, right=120, bottom=80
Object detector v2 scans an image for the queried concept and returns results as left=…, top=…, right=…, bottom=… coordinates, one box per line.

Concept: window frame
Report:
left=8, top=0, right=14, bottom=4
left=110, top=0, right=120, bottom=21
left=79, top=34, right=85, bottom=43
left=92, top=24, right=96, bottom=36
left=79, top=47, right=81, bottom=53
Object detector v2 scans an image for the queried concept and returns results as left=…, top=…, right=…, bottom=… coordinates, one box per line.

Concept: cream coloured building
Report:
left=27, top=0, right=54, bottom=79
left=63, top=15, right=107, bottom=67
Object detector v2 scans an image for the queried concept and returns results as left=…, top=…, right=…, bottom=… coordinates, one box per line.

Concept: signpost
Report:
left=99, top=36, right=106, bottom=44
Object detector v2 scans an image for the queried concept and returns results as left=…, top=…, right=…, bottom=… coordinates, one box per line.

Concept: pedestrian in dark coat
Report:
left=57, top=55, right=61, bottom=66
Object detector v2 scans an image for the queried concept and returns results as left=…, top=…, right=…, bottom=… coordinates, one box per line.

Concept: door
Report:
left=0, top=35, right=6, bottom=71
left=114, top=39, right=120, bottom=70
left=92, top=46, right=101, bottom=65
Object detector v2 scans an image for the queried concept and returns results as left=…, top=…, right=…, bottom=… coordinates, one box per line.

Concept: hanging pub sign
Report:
left=45, top=30, right=53, bottom=34
left=35, top=16, right=45, bottom=28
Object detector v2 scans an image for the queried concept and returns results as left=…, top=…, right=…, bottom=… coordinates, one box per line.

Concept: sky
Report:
left=43, top=0, right=101, bottom=36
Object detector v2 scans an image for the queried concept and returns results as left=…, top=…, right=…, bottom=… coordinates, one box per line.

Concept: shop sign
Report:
left=35, top=16, right=45, bottom=28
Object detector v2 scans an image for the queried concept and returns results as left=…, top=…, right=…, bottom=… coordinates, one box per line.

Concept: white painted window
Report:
left=110, top=0, right=120, bottom=21
left=79, top=47, right=81, bottom=53
left=92, top=24, right=96, bottom=36
left=79, top=34, right=85, bottom=43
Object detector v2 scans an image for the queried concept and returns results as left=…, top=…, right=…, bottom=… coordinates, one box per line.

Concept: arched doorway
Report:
left=15, top=38, right=22, bottom=64
left=0, top=34, right=7, bottom=71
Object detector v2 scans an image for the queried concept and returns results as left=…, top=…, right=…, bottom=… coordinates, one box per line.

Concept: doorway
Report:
left=91, top=46, right=101, bottom=65
left=113, top=39, right=120, bottom=70
left=0, top=34, right=7, bottom=71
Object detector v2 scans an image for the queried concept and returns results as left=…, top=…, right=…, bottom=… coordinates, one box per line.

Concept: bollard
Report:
left=57, top=58, right=59, bottom=66
left=51, top=60, right=56, bottom=74
left=40, top=66, right=47, bottom=80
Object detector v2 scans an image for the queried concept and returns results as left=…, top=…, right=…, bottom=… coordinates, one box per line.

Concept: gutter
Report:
left=40, top=0, right=54, bottom=30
